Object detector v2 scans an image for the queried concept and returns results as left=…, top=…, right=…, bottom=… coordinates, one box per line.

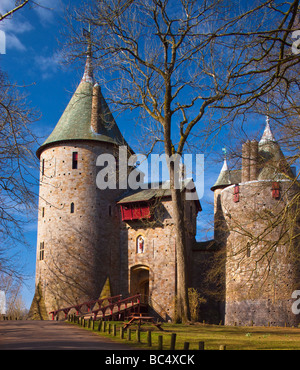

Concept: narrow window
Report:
left=42, top=207, right=45, bottom=218
left=109, top=205, right=112, bottom=216
left=39, top=242, right=44, bottom=261
left=70, top=202, right=75, bottom=213
left=42, top=159, right=45, bottom=175
left=72, top=152, right=78, bottom=169
left=246, top=242, right=251, bottom=257
left=233, top=184, right=240, bottom=203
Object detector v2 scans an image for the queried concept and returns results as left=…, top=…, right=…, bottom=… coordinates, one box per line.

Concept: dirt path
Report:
left=0, top=320, right=135, bottom=350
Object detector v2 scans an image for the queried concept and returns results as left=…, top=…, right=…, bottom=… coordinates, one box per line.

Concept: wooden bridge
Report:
left=49, top=294, right=145, bottom=321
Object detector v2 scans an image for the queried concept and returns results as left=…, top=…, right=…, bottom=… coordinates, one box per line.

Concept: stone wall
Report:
left=119, top=195, right=198, bottom=321
left=220, top=180, right=300, bottom=326
left=35, top=141, right=123, bottom=317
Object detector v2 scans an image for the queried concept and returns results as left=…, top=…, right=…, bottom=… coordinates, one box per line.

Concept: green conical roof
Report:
left=211, top=159, right=241, bottom=191
left=36, top=56, right=129, bottom=158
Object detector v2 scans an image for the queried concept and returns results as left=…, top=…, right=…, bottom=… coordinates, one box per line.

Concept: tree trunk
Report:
left=169, top=162, right=190, bottom=323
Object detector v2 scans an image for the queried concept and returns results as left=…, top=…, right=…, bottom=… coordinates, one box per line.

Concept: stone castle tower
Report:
left=211, top=119, right=300, bottom=326
left=30, top=50, right=129, bottom=316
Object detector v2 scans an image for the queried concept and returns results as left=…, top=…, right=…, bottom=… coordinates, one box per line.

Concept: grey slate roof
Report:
left=117, top=178, right=202, bottom=211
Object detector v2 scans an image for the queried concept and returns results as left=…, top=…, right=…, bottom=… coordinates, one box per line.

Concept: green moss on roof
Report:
left=37, top=81, right=129, bottom=157
left=211, top=169, right=241, bottom=191
left=258, top=140, right=293, bottom=180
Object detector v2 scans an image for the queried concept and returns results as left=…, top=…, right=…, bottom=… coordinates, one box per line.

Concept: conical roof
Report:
left=211, top=120, right=295, bottom=191
left=258, top=121, right=293, bottom=180
left=259, top=119, right=276, bottom=144
left=36, top=54, right=129, bottom=158
left=211, top=158, right=241, bottom=191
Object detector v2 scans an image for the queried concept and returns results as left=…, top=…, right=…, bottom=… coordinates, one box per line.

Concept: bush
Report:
left=188, top=288, right=206, bottom=322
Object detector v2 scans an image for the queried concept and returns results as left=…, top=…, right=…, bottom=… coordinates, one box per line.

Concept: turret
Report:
left=29, top=47, right=129, bottom=319
left=216, top=119, right=300, bottom=327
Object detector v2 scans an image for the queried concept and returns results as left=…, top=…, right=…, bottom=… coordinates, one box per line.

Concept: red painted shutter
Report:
left=233, top=184, right=240, bottom=203
left=272, top=182, right=280, bottom=199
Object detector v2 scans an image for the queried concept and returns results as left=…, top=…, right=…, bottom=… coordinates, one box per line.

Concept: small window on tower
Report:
left=72, top=152, right=78, bottom=169
left=246, top=242, right=251, bottom=257
left=42, top=159, right=45, bottom=175
left=42, top=207, right=45, bottom=218
left=39, top=242, right=44, bottom=261
left=70, top=202, right=75, bottom=213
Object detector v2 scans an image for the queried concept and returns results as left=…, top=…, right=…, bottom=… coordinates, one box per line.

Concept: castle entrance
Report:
left=130, top=265, right=149, bottom=304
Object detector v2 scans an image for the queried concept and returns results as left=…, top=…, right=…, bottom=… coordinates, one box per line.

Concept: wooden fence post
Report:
left=170, top=333, right=176, bottom=350
left=136, top=328, right=141, bottom=343
left=98, top=320, right=103, bottom=332
left=183, top=342, right=189, bottom=350
left=147, top=330, right=152, bottom=347
left=198, top=341, right=205, bottom=350
left=158, top=335, right=163, bottom=350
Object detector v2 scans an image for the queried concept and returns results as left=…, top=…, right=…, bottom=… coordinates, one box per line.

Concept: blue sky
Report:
left=0, top=0, right=272, bottom=309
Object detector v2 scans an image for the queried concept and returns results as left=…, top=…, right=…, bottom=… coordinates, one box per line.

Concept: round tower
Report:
left=219, top=121, right=300, bottom=326
left=31, top=50, right=129, bottom=318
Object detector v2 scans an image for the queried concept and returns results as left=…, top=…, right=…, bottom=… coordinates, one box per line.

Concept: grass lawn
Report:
left=67, top=319, right=300, bottom=350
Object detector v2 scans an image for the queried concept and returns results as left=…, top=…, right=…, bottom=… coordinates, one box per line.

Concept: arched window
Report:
left=136, top=235, right=145, bottom=254
left=70, top=202, right=75, bottom=213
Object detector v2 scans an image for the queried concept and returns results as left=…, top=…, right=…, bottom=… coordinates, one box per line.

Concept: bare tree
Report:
left=0, top=0, right=30, bottom=22
left=65, top=0, right=300, bottom=322
left=0, top=69, right=39, bottom=280
left=0, top=0, right=40, bottom=282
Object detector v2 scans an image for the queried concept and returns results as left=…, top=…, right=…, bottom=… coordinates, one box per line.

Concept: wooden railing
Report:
left=91, top=294, right=141, bottom=321
left=49, top=294, right=143, bottom=321
left=49, top=294, right=122, bottom=320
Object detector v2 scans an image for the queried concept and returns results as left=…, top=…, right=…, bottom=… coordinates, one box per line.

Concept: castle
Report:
left=29, top=53, right=300, bottom=326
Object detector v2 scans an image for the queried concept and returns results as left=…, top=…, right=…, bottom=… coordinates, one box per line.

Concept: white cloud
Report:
left=34, top=51, right=63, bottom=79
left=6, top=33, right=26, bottom=51
left=33, top=0, right=64, bottom=25
left=0, top=0, right=33, bottom=51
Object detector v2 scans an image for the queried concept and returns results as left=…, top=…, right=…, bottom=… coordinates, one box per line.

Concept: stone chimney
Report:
left=242, top=140, right=250, bottom=182
left=249, top=140, right=258, bottom=181
left=91, top=83, right=100, bottom=133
